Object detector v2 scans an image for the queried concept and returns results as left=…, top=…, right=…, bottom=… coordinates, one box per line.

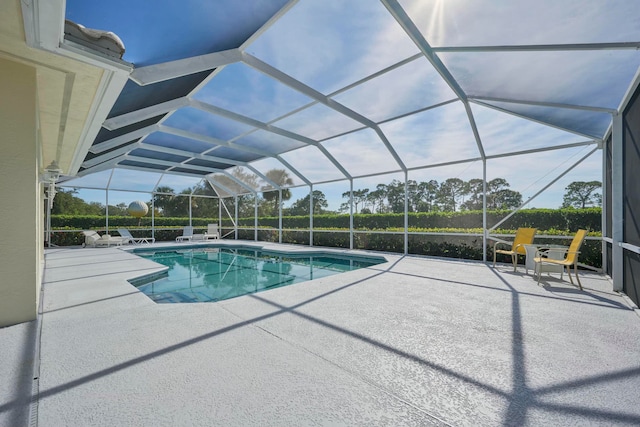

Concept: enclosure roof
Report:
left=63, top=0, right=640, bottom=196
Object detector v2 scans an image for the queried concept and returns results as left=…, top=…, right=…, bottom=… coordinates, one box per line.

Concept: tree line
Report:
left=336, top=177, right=524, bottom=214
left=52, top=167, right=602, bottom=218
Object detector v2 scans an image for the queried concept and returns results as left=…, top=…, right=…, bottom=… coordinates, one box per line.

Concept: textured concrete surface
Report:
left=0, top=320, right=37, bottom=427
left=2, top=241, right=640, bottom=426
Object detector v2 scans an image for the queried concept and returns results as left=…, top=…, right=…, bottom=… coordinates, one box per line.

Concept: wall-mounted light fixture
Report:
left=42, top=160, right=62, bottom=183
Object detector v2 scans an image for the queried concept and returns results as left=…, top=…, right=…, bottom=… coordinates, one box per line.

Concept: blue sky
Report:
left=62, top=0, right=634, bottom=212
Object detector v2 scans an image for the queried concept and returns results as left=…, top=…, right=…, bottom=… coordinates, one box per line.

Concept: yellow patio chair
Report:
left=492, top=227, right=537, bottom=271
left=534, top=229, right=588, bottom=289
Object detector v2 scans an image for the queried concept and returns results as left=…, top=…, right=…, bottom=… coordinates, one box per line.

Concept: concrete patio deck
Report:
left=2, top=241, right=640, bottom=426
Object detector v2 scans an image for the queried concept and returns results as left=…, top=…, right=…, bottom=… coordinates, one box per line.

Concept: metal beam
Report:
left=489, top=147, right=599, bottom=231
left=129, top=49, right=241, bottom=85
left=82, top=142, right=141, bottom=168
left=376, top=99, right=460, bottom=126
left=381, top=0, right=468, bottom=101
left=406, top=157, right=482, bottom=173
left=468, top=95, right=617, bottom=114
left=136, top=143, right=241, bottom=166
left=240, top=0, right=299, bottom=50
left=159, top=125, right=270, bottom=157
left=463, top=101, right=486, bottom=159
left=205, top=177, right=240, bottom=199
left=274, top=156, right=312, bottom=186
left=189, top=99, right=353, bottom=179
left=611, top=114, right=624, bottom=291
left=618, top=64, right=640, bottom=113
left=328, top=53, right=424, bottom=97
left=134, top=143, right=281, bottom=190
left=126, top=155, right=217, bottom=175
left=78, top=154, right=128, bottom=176
left=137, top=145, right=248, bottom=183
left=102, top=98, right=189, bottom=131
left=485, top=140, right=598, bottom=160
left=211, top=172, right=257, bottom=196
left=89, top=124, right=159, bottom=154
left=432, top=42, right=640, bottom=53
left=241, top=53, right=407, bottom=171
left=158, top=124, right=311, bottom=185
left=470, top=99, right=602, bottom=141
left=189, top=99, right=318, bottom=146
left=116, top=163, right=209, bottom=180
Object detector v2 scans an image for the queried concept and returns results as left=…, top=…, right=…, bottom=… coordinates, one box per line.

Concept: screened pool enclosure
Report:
left=47, top=0, right=640, bottom=300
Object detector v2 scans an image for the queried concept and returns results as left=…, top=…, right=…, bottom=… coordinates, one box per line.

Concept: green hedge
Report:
left=252, top=230, right=602, bottom=267
left=49, top=227, right=214, bottom=247
left=49, top=209, right=602, bottom=267
left=220, top=208, right=601, bottom=231
left=52, top=208, right=600, bottom=232
left=50, top=215, right=218, bottom=229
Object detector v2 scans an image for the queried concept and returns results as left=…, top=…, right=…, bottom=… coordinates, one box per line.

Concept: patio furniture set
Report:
left=81, top=224, right=220, bottom=248
left=492, top=228, right=588, bottom=289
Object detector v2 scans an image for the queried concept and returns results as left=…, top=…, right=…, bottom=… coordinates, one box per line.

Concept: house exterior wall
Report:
left=0, top=57, right=42, bottom=327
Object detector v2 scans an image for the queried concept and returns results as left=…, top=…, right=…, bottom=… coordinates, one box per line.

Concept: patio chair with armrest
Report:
left=534, top=229, right=588, bottom=289
left=117, top=228, right=155, bottom=245
left=492, top=227, right=537, bottom=272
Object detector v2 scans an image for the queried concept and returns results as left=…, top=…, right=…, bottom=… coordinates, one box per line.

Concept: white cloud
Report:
left=321, top=129, right=402, bottom=176
left=401, top=0, right=640, bottom=47
left=279, top=145, right=346, bottom=183
left=246, top=0, right=418, bottom=94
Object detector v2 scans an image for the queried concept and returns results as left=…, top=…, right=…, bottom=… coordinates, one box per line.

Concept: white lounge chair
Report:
left=117, top=228, right=155, bottom=245
left=82, top=230, right=127, bottom=247
left=176, top=226, right=194, bottom=242
left=204, top=223, right=220, bottom=240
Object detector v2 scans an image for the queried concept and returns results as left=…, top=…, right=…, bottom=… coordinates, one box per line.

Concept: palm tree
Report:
left=261, top=169, right=294, bottom=215
left=152, top=186, right=176, bottom=216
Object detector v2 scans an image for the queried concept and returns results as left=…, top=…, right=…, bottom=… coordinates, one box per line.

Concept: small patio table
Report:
left=523, top=244, right=567, bottom=278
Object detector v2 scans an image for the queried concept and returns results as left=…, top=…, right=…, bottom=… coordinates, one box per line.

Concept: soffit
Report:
left=0, top=0, right=105, bottom=175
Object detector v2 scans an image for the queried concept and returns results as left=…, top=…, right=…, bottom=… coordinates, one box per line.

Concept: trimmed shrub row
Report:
left=225, top=208, right=602, bottom=231
left=51, top=208, right=601, bottom=232
left=49, top=208, right=602, bottom=267
left=50, top=215, right=217, bottom=229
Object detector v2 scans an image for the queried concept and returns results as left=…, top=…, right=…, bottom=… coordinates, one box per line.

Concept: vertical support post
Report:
left=482, top=159, right=487, bottom=262
left=105, top=170, right=114, bottom=234
left=612, top=113, right=624, bottom=291
left=46, top=184, right=54, bottom=248
left=219, top=197, right=222, bottom=238
left=188, top=194, right=192, bottom=228
left=105, top=190, right=109, bottom=233
left=404, top=171, right=409, bottom=255
left=151, top=196, right=155, bottom=242
left=349, top=179, right=354, bottom=250
left=278, top=188, right=283, bottom=244
left=254, top=194, right=258, bottom=241
left=309, top=184, right=314, bottom=247
left=601, top=137, right=608, bottom=271
left=234, top=195, right=238, bottom=240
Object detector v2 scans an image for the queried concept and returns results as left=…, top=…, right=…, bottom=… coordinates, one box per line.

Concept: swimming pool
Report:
left=131, top=246, right=386, bottom=303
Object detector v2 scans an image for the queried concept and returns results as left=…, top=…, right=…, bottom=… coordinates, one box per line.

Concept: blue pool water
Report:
left=131, top=247, right=385, bottom=303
